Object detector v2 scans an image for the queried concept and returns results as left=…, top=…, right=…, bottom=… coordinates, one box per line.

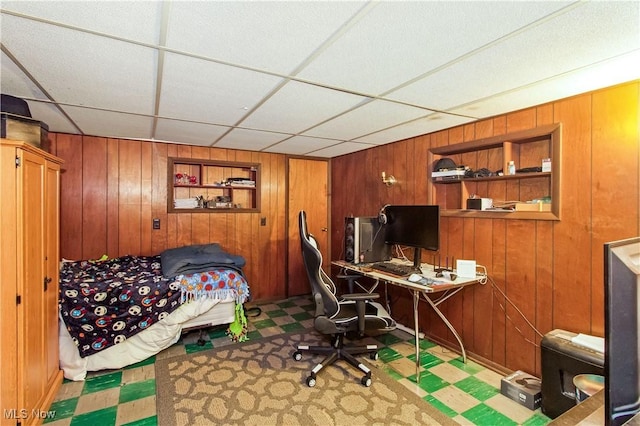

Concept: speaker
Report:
left=344, top=216, right=391, bottom=264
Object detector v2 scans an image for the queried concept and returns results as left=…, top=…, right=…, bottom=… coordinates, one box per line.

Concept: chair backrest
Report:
left=298, top=211, right=340, bottom=318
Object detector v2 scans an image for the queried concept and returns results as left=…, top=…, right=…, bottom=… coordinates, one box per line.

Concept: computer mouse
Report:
left=442, top=271, right=457, bottom=281
left=408, top=273, right=423, bottom=282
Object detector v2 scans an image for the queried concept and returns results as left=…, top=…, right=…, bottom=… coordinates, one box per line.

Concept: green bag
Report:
left=227, top=303, right=248, bottom=342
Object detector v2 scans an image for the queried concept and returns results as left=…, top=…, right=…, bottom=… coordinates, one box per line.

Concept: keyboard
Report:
left=370, top=262, right=419, bottom=277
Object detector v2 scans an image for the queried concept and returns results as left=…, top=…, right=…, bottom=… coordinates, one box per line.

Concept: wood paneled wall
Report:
left=46, top=81, right=638, bottom=374
left=330, top=81, right=640, bottom=376
left=49, top=137, right=287, bottom=301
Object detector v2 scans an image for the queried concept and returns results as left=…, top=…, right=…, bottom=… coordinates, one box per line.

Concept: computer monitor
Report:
left=383, top=205, right=439, bottom=269
left=604, top=237, right=640, bottom=425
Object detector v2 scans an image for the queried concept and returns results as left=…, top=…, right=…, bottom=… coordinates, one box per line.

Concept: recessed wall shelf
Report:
left=168, top=157, right=260, bottom=213
left=428, top=123, right=562, bottom=220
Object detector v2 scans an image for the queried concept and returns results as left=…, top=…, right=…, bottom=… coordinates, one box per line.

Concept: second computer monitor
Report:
left=383, top=205, right=440, bottom=268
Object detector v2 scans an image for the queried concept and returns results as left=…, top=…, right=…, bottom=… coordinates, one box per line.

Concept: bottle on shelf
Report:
left=508, top=160, right=516, bottom=175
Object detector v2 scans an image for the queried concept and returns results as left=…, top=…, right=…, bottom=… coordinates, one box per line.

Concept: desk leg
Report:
left=422, top=293, right=467, bottom=363
left=413, top=290, right=421, bottom=381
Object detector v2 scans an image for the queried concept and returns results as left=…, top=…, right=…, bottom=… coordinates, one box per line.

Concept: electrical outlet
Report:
left=260, top=217, right=266, bottom=226
left=153, top=218, right=160, bottom=229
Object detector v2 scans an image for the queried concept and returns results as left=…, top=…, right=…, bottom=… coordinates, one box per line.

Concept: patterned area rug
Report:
left=155, top=331, right=458, bottom=425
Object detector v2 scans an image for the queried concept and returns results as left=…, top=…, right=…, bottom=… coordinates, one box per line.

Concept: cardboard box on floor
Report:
left=500, top=370, right=542, bottom=410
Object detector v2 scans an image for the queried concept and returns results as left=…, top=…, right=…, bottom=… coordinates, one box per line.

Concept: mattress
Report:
left=59, top=296, right=236, bottom=381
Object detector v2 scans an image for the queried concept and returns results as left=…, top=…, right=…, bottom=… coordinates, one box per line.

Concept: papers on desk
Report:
left=571, top=333, right=605, bottom=353
left=407, top=274, right=447, bottom=286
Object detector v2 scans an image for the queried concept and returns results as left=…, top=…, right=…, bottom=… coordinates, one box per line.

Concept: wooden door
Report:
left=287, top=158, right=329, bottom=297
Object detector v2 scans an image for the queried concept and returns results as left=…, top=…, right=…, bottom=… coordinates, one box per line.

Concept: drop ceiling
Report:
left=1, top=1, right=639, bottom=158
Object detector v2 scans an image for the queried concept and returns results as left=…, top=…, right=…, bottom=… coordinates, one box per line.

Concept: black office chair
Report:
left=293, top=211, right=396, bottom=387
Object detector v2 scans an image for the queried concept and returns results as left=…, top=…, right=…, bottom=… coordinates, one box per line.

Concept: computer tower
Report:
left=344, top=216, right=390, bottom=264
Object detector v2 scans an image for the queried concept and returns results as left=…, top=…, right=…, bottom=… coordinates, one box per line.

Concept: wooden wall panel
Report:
left=491, top=219, right=507, bottom=367
left=151, top=143, right=168, bottom=255
left=55, top=133, right=83, bottom=261
left=81, top=137, right=108, bottom=257
left=117, top=140, right=142, bottom=257
left=472, top=218, right=494, bottom=359
left=140, top=142, right=153, bottom=255
left=331, top=81, right=640, bottom=375
left=414, top=135, right=430, bottom=205
left=534, top=221, right=554, bottom=377
left=106, top=139, right=120, bottom=257
left=552, top=95, right=593, bottom=333
left=504, top=220, right=537, bottom=373
left=590, top=84, right=640, bottom=335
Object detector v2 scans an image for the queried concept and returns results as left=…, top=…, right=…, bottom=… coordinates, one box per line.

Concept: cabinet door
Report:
left=0, top=143, right=20, bottom=424
left=44, top=160, right=60, bottom=386
left=19, top=150, right=47, bottom=414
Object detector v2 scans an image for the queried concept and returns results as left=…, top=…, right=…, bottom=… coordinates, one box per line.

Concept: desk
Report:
left=333, top=259, right=481, bottom=377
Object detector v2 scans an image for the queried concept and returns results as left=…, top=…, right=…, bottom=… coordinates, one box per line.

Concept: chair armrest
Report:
left=337, top=273, right=362, bottom=293
left=337, top=274, right=362, bottom=280
left=341, top=292, right=379, bottom=302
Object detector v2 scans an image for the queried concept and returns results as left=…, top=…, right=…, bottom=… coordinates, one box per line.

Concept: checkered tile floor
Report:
left=46, top=296, right=551, bottom=425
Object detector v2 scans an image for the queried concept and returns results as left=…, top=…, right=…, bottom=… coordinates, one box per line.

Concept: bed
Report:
left=58, top=244, right=250, bottom=381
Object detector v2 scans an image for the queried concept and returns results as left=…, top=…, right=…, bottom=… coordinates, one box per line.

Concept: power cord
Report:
left=473, top=264, right=543, bottom=349
left=476, top=264, right=488, bottom=285
left=478, top=268, right=544, bottom=348
left=245, top=306, right=262, bottom=317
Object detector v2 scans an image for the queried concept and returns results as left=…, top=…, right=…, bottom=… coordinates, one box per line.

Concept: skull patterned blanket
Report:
left=59, top=255, right=248, bottom=358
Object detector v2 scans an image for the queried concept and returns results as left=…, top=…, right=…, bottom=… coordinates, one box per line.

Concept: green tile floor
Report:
left=45, top=296, right=551, bottom=425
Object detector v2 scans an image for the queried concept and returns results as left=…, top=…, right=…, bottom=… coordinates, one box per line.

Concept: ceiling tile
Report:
left=60, top=106, right=154, bottom=140
left=354, top=113, right=476, bottom=145
left=0, top=51, right=49, bottom=102
left=303, top=99, right=430, bottom=140
left=214, top=128, right=289, bottom=151
left=158, top=52, right=284, bottom=125
left=449, top=50, right=640, bottom=120
left=27, top=100, right=80, bottom=135
left=387, top=1, right=640, bottom=110
left=307, top=141, right=372, bottom=158
left=1, top=0, right=162, bottom=44
left=240, top=80, right=367, bottom=133
left=1, top=15, right=158, bottom=114
left=263, top=135, right=351, bottom=156
left=164, top=1, right=367, bottom=75
left=297, top=1, right=573, bottom=96
left=154, top=118, right=230, bottom=146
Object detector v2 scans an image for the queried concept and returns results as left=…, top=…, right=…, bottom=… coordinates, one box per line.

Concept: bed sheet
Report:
left=59, top=296, right=235, bottom=381
left=59, top=255, right=249, bottom=358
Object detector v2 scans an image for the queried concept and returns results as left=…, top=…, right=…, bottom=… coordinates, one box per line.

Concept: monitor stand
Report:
left=412, top=248, right=422, bottom=272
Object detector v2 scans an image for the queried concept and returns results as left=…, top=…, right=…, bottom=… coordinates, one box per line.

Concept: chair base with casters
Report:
left=293, top=332, right=379, bottom=387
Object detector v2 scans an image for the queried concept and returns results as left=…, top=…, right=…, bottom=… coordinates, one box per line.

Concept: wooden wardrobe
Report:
left=0, top=140, right=64, bottom=426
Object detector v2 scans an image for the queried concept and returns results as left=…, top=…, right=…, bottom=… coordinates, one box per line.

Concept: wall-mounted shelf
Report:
left=428, top=123, right=561, bottom=220
left=168, top=157, right=260, bottom=213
